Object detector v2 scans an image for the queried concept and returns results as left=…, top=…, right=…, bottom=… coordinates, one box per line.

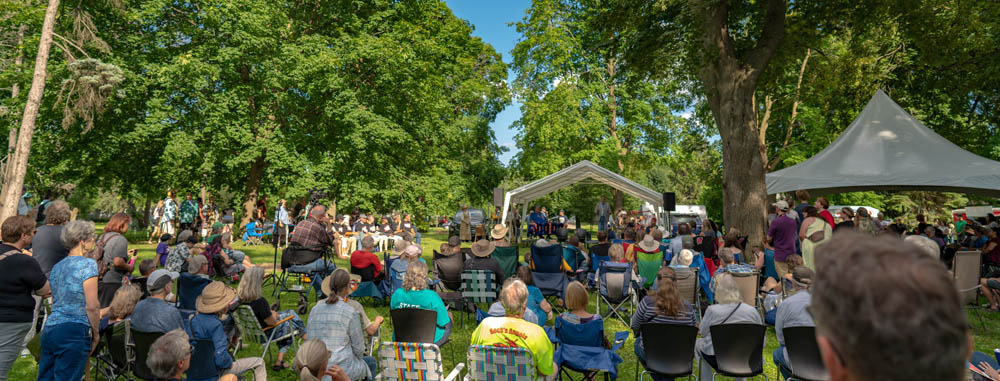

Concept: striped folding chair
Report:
left=464, top=345, right=542, bottom=381
left=459, top=270, right=497, bottom=327
left=376, top=342, right=464, bottom=381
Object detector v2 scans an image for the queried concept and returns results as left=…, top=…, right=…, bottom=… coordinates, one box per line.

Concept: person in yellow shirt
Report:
left=470, top=279, right=556, bottom=376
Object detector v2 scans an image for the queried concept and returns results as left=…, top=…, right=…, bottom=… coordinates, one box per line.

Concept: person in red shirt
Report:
left=814, top=196, right=836, bottom=227
left=349, top=236, right=383, bottom=283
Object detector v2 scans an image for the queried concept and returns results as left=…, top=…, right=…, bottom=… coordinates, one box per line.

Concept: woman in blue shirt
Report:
left=390, top=260, right=452, bottom=347
left=37, top=220, right=100, bottom=381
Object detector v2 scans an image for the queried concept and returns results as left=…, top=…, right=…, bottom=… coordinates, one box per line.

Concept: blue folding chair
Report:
left=530, top=244, right=569, bottom=310
left=553, top=314, right=628, bottom=381
left=587, top=250, right=611, bottom=289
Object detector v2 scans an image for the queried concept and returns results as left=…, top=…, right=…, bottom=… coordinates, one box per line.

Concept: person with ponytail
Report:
left=306, top=269, right=377, bottom=380
left=630, top=267, right=696, bottom=379
left=293, top=339, right=349, bottom=381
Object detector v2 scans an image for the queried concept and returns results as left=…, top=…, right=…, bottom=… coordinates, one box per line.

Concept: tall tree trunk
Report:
left=4, top=25, right=27, bottom=190
left=696, top=0, right=786, bottom=254
left=0, top=0, right=60, bottom=222
left=240, top=155, right=266, bottom=230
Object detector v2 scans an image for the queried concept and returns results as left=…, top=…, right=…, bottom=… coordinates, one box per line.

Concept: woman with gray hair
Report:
left=388, top=260, right=452, bottom=346
left=31, top=199, right=72, bottom=276
left=695, top=272, right=763, bottom=381
left=37, top=220, right=101, bottom=381
left=237, top=266, right=305, bottom=370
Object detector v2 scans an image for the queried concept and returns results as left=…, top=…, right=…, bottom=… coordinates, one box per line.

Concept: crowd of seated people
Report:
left=5, top=192, right=1000, bottom=381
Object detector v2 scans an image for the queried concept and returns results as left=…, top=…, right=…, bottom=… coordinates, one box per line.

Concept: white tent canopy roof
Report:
left=500, top=160, right=662, bottom=225
left=766, top=90, right=1000, bottom=197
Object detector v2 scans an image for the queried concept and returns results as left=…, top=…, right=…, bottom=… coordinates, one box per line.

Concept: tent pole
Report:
left=500, top=192, right=512, bottom=226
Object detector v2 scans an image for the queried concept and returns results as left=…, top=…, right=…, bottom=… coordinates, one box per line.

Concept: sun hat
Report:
left=321, top=269, right=351, bottom=297
left=491, top=224, right=508, bottom=240
left=471, top=239, right=495, bottom=258
left=146, top=269, right=179, bottom=294
left=772, top=200, right=790, bottom=211
left=677, top=249, right=694, bottom=266
left=392, top=238, right=409, bottom=256
left=195, top=281, right=236, bottom=314
left=638, top=235, right=660, bottom=252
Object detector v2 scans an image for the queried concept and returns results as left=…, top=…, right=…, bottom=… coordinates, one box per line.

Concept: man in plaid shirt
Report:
left=288, top=205, right=337, bottom=296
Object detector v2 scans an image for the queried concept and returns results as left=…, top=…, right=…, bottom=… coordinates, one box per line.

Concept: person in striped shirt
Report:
left=631, top=266, right=696, bottom=378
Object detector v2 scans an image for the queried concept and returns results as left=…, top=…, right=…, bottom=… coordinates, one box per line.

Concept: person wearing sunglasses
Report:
left=811, top=232, right=970, bottom=381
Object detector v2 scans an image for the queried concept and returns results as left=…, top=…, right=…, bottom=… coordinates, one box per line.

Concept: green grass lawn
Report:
left=10, top=227, right=1000, bottom=380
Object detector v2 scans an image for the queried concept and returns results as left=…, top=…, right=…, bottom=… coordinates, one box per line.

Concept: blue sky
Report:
left=444, top=0, right=531, bottom=166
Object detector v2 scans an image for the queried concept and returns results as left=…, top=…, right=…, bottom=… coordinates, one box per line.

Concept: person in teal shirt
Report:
left=389, top=260, right=452, bottom=346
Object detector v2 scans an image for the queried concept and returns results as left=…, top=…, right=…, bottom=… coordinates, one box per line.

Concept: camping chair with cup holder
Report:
left=552, top=314, right=629, bottom=381
left=93, top=319, right=133, bottom=381
left=530, top=243, right=570, bottom=313
left=595, top=261, right=636, bottom=326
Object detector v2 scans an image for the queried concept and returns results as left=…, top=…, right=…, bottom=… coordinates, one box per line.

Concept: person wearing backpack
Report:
left=97, top=213, right=138, bottom=308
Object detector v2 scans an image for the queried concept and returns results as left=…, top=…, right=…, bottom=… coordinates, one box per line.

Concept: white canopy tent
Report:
left=500, top=160, right=664, bottom=226
left=766, top=90, right=1000, bottom=197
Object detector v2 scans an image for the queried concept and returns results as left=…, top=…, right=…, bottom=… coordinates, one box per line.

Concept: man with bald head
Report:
left=288, top=205, right=338, bottom=297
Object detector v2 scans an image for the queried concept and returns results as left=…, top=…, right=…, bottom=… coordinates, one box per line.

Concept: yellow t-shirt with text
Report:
left=470, top=316, right=555, bottom=376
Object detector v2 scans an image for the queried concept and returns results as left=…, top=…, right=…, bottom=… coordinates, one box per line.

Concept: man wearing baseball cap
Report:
left=767, top=200, right=799, bottom=278
left=131, top=269, right=185, bottom=333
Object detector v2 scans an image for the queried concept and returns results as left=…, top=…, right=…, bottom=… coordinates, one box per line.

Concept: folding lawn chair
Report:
left=93, top=319, right=133, bottom=381
left=378, top=342, right=464, bottom=381
left=596, top=261, right=635, bottom=326
left=730, top=271, right=761, bottom=313
left=635, top=250, right=663, bottom=289
left=954, top=250, right=986, bottom=329
left=530, top=243, right=569, bottom=310
left=673, top=267, right=700, bottom=320
left=131, top=329, right=165, bottom=380
left=587, top=249, right=611, bottom=289
left=553, top=314, right=628, bottom=381
left=242, top=221, right=266, bottom=246
left=460, top=270, right=497, bottom=328
left=465, top=345, right=552, bottom=381
left=233, top=305, right=302, bottom=363
left=492, top=246, right=520, bottom=282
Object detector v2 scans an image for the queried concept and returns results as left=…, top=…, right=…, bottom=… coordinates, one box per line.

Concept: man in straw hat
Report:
left=491, top=224, right=510, bottom=247
left=189, top=282, right=267, bottom=380
left=464, top=239, right=505, bottom=286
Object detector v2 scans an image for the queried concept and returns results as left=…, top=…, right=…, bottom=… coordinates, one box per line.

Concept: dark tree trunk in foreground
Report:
left=695, top=0, right=786, bottom=254
left=240, top=155, right=266, bottom=230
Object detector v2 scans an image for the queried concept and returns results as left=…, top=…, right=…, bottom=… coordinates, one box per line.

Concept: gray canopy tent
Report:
left=499, top=160, right=663, bottom=227
left=766, top=90, right=1000, bottom=197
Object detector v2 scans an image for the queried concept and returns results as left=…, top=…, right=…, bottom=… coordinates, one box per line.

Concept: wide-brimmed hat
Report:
left=491, top=224, right=508, bottom=240
left=638, top=235, right=660, bottom=252
left=321, top=270, right=351, bottom=297
left=471, top=239, right=495, bottom=258
left=392, top=238, right=409, bottom=255
left=196, top=281, right=236, bottom=314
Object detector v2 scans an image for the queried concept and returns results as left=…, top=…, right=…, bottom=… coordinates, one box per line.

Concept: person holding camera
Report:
left=98, top=213, right=139, bottom=308
left=289, top=205, right=338, bottom=297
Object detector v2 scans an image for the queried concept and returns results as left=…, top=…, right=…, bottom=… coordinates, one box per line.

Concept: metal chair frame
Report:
left=233, top=305, right=301, bottom=364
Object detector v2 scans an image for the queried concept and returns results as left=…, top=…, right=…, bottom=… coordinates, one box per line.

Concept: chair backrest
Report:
left=640, top=323, right=698, bottom=377
left=636, top=250, right=663, bottom=288
left=106, top=319, right=132, bottom=370
left=589, top=251, right=610, bottom=273
left=379, top=342, right=446, bottom=381
left=562, top=245, right=584, bottom=272
left=466, top=345, right=537, bottom=381
left=709, top=324, right=766, bottom=377
left=674, top=267, right=698, bottom=305
left=234, top=305, right=265, bottom=344
left=187, top=338, right=221, bottom=379
left=433, top=250, right=465, bottom=291
left=530, top=244, right=564, bottom=273
left=351, top=281, right=384, bottom=300
left=390, top=308, right=438, bottom=344
left=783, top=326, right=830, bottom=381
left=492, top=246, right=520, bottom=280
left=461, top=270, right=497, bottom=303
left=729, top=272, right=759, bottom=308
left=352, top=264, right=378, bottom=282
left=599, top=262, right=632, bottom=302
left=554, top=314, right=604, bottom=347
left=131, top=330, right=165, bottom=380
left=954, top=251, right=981, bottom=304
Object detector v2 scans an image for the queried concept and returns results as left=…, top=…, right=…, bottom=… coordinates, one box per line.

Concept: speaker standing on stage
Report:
left=595, top=196, right=611, bottom=232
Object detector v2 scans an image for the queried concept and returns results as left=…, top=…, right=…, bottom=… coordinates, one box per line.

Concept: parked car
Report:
left=448, top=208, right=487, bottom=238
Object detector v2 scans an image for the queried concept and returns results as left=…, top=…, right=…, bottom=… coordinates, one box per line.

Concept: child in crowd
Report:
left=156, top=233, right=171, bottom=267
